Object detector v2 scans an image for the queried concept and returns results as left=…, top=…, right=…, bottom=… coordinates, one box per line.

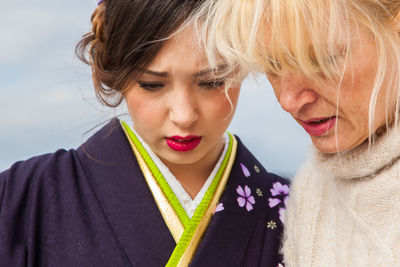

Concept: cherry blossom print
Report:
left=270, top=182, right=290, bottom=197
left=268, top=198, right=282, bottom=208
left=268, top=182, right=290, bottom=224
left=214, top=203, right=224, bottom=214
left=240, top=163, right=251, bottom=177
left=237, top=185, right=256, bottom=211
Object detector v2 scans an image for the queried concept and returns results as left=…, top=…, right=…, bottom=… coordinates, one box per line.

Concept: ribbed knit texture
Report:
left=282, top=128, right=400, bottom=267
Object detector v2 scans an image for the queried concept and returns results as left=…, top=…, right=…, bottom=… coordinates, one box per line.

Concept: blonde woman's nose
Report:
left=276, top=73, right=318, bottom=114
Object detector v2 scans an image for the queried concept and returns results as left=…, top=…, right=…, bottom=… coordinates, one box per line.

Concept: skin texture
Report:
left=267, top=26, right=397, bottom=153
left=125, top=27, right=240, bottom=197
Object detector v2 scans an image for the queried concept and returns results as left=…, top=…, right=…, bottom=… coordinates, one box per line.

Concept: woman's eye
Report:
left=314, top=50, right=345, bottom=66
left=266, top=71, right=279, bottom=79
left=138, top=81, right=164, bottom=91
left=198, top=80, right=225, bottom=89
left=268, top=58, right=282, bottom=71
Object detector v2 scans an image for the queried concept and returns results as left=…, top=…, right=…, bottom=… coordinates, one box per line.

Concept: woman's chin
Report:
left=311, top=137, right=347, bottom=154
left=311, top=136, right=367, bottom=154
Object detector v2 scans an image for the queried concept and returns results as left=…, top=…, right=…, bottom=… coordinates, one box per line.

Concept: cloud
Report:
left=0, top=2, right=94, bottom=64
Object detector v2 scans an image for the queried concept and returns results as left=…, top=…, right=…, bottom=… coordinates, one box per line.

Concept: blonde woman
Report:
left=195, top=0, right=400, bottom=266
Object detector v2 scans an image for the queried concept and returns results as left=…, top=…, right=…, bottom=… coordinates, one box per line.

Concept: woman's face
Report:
left=125, top=28, right=240, bottom=168
left=267, top=27, right=396, bottom=153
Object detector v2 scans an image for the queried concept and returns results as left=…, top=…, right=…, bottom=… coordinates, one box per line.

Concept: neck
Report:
left=314, top=125, right=400, bottom=179
left=162, top=138, right=225, bottom=199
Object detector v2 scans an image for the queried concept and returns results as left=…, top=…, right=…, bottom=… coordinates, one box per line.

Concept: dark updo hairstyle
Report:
left=76, top=0, right=203, bottom=107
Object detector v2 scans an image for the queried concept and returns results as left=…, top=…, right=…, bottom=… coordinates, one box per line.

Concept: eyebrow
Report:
left=193, top=64, right=227, bottom=77
left=143, top=69, right=168, bottom=77
left=143, top=64, right=228, bottom=78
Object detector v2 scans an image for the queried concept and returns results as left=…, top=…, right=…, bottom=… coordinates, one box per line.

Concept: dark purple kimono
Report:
left=0, top=119, right=289, bottom=267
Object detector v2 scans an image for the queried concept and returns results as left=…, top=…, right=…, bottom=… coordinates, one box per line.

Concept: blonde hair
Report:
left=189, top=0, right=264, bottom=83
left=194, top=0, right=400, bottom=142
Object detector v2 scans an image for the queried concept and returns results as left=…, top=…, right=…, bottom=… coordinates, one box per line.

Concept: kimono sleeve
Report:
left=0, top=151, right=69, bottom=265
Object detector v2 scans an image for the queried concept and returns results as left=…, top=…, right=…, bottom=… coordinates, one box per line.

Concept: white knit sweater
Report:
left=282, top=128, right=400, bottom=267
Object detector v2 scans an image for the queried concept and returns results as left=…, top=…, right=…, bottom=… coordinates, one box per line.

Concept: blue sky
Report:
left=0, top=1, right=310, bottom=177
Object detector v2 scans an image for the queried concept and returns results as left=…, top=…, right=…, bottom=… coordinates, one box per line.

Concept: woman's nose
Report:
left=168, top=88, right=199, bottom=128
left=275, top=73, right=318, bottom=115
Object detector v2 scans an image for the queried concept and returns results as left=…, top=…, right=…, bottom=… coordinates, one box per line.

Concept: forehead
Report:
left=261, top=15, right=373, bottom=61
left=148, top=26, right=207, bottom=67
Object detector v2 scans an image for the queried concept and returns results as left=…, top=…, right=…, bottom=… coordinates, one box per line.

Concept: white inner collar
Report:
left=130, top=125, right=229, bottom=218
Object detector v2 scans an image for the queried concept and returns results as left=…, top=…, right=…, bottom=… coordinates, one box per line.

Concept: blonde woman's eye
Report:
left=199, top=80, right=225, bottom=89
left=326, top=54, right=345, bottom=65
left=267, top=58, right=282, bottom=72
left=266, top=71, right=279, bottom=79
left=138, top=81, right=164, bottom=91
left=320, top=49, right=346, bottom=66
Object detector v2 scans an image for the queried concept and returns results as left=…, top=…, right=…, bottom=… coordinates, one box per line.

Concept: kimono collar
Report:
left=126, top=124, right=230, bottom=218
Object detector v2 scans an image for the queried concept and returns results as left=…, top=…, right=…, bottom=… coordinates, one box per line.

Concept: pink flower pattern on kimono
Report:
left=214, top=203, right=224, bottom=214
left=240, top=163, right=251, bottom=177
left=268, top=182, right=290, bottom=223
left=237, top=185, right=256, bottom=211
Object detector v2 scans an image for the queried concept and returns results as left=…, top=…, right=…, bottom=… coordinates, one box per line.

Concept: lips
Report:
left=299, top=116, right=337, bottom=136
left=165, top=135, right=202, bottom=152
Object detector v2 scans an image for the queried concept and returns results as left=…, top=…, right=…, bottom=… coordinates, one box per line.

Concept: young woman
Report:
left=0, top=1, right=289, bottom=266
left=197, top=0, right=400, bottom=266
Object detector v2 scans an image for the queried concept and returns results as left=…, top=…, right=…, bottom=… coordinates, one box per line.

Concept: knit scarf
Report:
left=282, top=127, right=400, bottom=266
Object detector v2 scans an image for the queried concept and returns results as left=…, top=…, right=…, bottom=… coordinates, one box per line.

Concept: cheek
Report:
left=125, top=91, right=160, bottom=130
left=228, top=87, right=240, bottom=105
left=220, top=88, right=240, bottom=116
left=339, top=67, right=375, bottom=117
left=265, top=76, right=280, bottom=97
left=340, top=43, right=379, bottom=113
left=203, top=89, right=238, bottom=123
left=125, top=91, right=143, bottom=120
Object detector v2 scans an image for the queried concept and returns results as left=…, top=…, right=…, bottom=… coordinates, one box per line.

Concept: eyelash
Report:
left=198, top=80, right=225, bottom=89
left=138, top=82, right=164, bottom=91
left=138, top=80, right=225, bottom=91
left=266, top=52, right=345, bottom=78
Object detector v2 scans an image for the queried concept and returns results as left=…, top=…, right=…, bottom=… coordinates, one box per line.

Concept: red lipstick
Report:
left=300, top=117, right=336, bottom=136
left=166, top=135, right=202, bottom=152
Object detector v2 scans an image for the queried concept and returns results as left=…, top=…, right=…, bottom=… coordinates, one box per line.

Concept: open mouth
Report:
left=307, top=117, right=335, bottom=124
left=300, top=116, right=337, bottom=136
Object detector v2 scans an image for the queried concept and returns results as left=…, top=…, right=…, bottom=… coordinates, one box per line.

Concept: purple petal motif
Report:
left=246, top=201, right=254, bottom=211
left=248, top=195, right=255, bottom=205
left=268, top=197, right=282, bottom=208
left=240, top=163, right=251, bottom=177
left=268, top=182, right=290, bottom=224
left=237, top=196, right=246, bottom=207
left=236, top=185, right=255, bottom=212
left=244, top=185, right=251, bottom=197
left=215, top=203, right=224, bottom=213
left=236, top=185, right=245, bottom=197
left=270, top=182, right=290, bottom=197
